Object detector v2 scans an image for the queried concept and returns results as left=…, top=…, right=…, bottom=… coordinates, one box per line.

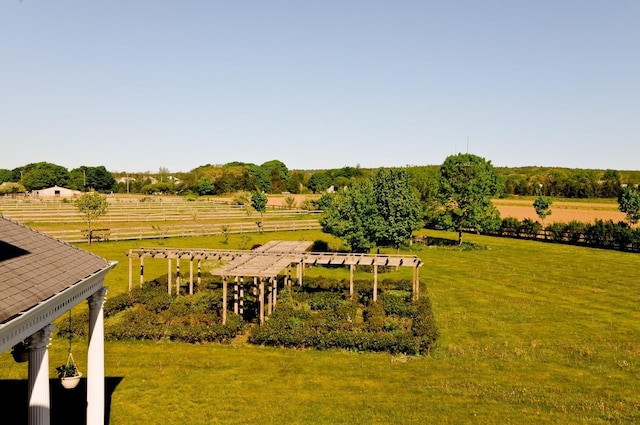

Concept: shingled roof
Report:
left=0, top=216, right=110, bottom=323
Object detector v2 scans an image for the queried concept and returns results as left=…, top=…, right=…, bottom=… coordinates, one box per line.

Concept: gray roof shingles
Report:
left=0, top=217, right=110, bottom=323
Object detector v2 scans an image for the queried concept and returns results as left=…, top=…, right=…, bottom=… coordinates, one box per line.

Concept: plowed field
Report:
left=493, top=199, right=625, bottom=224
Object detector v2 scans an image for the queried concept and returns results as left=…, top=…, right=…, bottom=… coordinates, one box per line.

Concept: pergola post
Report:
left=189, top=257, right=194, bottom=295
left=197, top=259, right=202, bottom=290
left=233, top=276, right=239, bottom=314
left=259, top=277, right=265, bottom=325
left=349, top=264, right=355, bottom=299
left=139, top=257, right=144, bottom=289
left=175, top=258, right=181, bottom=296
left=87, top=287, right=108, bottom=425
left=414, top=266, right=420, bottom=300
left=239, top=277, right=244, bottom=316
left=273, top=276, right=278, bottom=307
left=267, top=277, right=273, bottom=315
left=222, top=277, right=228, bottom=325
left=373, top=264, right=378, bottom=302
left=167, top=258, right=172, bottom=296
left=26, top=324, right=55, bottom=425
left=128, top=251, right=133, bottom=292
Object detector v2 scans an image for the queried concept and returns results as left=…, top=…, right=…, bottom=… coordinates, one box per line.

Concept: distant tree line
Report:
left=2, top=160, right=639, bottom=200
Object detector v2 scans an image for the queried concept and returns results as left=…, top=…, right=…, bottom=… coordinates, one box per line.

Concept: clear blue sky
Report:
left=1, top=0, right=638, bottom=173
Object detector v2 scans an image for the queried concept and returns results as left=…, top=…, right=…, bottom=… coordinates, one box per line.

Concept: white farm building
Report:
left=32, top=185, right=82, bottom=198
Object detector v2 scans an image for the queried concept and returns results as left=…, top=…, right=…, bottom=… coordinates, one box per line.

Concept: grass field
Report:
left=1, top=229, right=639, bottom=424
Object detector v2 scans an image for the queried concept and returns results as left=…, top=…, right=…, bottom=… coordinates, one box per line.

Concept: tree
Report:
left=0, top=182, right=26, bottom=196
left=371, top=168, right=422, bottom=249
left=618, top=187, right=640, bottom=225
left=321, top=168, right=422, bottom=252
left=21, top=162, right=70, bottom=191
left=76, top=191, right=108, bottom=243
left=260, top=160, right=290, bottom=193
left=533, top=196, right=553, bottom=224
left=435, top=153, right=501, bottom=244
left=307, top=172, right=331, bottom=193
left=195, top=178, right=215, bottom=195
left=0, top=169, right=14, bottom=183
left=69, top=166, right=116, bottom=192
left=321, top=179, right=378, bottom=252
left=251, top=191, right=268, bottom=233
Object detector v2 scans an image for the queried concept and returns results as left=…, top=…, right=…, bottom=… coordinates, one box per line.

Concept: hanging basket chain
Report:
left=63, top=309, right=79, bottom=375
left=67, top=309, right=73, bottom=354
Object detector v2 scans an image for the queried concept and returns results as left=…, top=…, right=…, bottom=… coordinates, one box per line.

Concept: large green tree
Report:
left=371, top=168, right=423, bottom=249
left=260, top=160, right=290, bottom=193
left=436, top=153, right=501, bottom=244
left=320, top=179, right=378, bottom=252
left=321, top=168, right=422, bottom=252
left=69, top=166, right=116, bottom=191
left=21, top=162, right=70, bottom=191
left=618, top=186, right=640, bottom=225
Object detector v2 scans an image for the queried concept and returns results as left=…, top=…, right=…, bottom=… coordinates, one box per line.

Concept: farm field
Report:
left=0, top=195, right=629, bottom=243
left=1, top=229, right=639, bottom=424
left=0, top=194, right=322, bottom=242
left=493, top=198, right=626, bottom=224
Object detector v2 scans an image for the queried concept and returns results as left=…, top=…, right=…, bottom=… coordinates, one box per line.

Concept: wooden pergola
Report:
left=127, top=241, right=423, bottom=324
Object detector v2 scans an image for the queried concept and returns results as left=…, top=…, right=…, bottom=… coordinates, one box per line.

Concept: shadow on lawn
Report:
left=0, top=376, right=122, bottom=425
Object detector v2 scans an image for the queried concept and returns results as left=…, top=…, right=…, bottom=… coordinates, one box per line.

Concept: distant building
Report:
left=32, top=185, right=82, bottom=198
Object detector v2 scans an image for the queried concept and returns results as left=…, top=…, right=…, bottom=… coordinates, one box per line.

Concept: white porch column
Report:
left=87, top=287, right=108, bottom=425
left=27, top=324, right=55, bottom=425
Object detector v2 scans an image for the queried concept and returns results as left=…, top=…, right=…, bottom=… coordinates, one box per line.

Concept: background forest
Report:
left=1, top=160, right=640, bottom=199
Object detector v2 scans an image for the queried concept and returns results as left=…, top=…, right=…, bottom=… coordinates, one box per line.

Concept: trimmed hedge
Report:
left=249, top=282, right=438, bottom=355
left=57, top=276, right=437, bottom=354
left=489, top=217, right=640, bottom=252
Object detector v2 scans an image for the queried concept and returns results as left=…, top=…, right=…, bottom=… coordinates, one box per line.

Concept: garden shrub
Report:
left=411, top=296, right=439, bottom=352
left=106, top=307, right=166, bottom=341
left=500, top=217, right=521, bottom=237
left=104, top=292, right=134, bottom=317
left=56, top=310, right=89, bottom=339
left=363, top=301, right=385, bottom=332
left=248, top=278, right=438, bottom=355
left=380, top=291, right=416, bottom=317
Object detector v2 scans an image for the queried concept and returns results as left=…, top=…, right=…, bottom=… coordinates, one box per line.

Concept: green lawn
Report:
left=2, top=230, right=639, bottom=424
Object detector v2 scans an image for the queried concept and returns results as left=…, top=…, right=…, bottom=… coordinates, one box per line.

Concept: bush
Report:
left=380, top=291, right=416, bottom=317
left=56, top=311, right=89, bottom=339
left=411, top=296, right=439, bottom=352
left=500, top=217, right=521, bottom=237
left=104, top=293, right=134, bottom=317
left=363, top=301, right=385, bottom=332
left=106, top=307, right=166, bottom=340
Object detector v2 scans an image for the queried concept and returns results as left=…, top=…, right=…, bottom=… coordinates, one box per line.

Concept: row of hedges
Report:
left=56, top=276, right=438, bottom=355
left=248, top=284, right=438, bottom=355
left=56, top=280, right=244, bottom=344
left=491, top=217, right=640, bottom=252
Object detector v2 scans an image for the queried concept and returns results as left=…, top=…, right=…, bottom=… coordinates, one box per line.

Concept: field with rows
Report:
left=0, top=194, right=321, bottom=242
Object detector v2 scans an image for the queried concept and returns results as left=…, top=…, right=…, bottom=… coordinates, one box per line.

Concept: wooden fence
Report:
left=43, top=219, right=322, bottom=243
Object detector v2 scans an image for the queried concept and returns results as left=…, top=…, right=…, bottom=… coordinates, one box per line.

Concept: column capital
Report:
left=88, top=286, right=108, bottom=310
left=26, top=324, right=55, bottom=351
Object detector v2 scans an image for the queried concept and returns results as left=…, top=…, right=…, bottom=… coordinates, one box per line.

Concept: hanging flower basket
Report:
left=60, top=372, right=83, bottom=389
left=11, top=342, right=29, bottom=363
left=57, top=353, right=82, bottom=390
